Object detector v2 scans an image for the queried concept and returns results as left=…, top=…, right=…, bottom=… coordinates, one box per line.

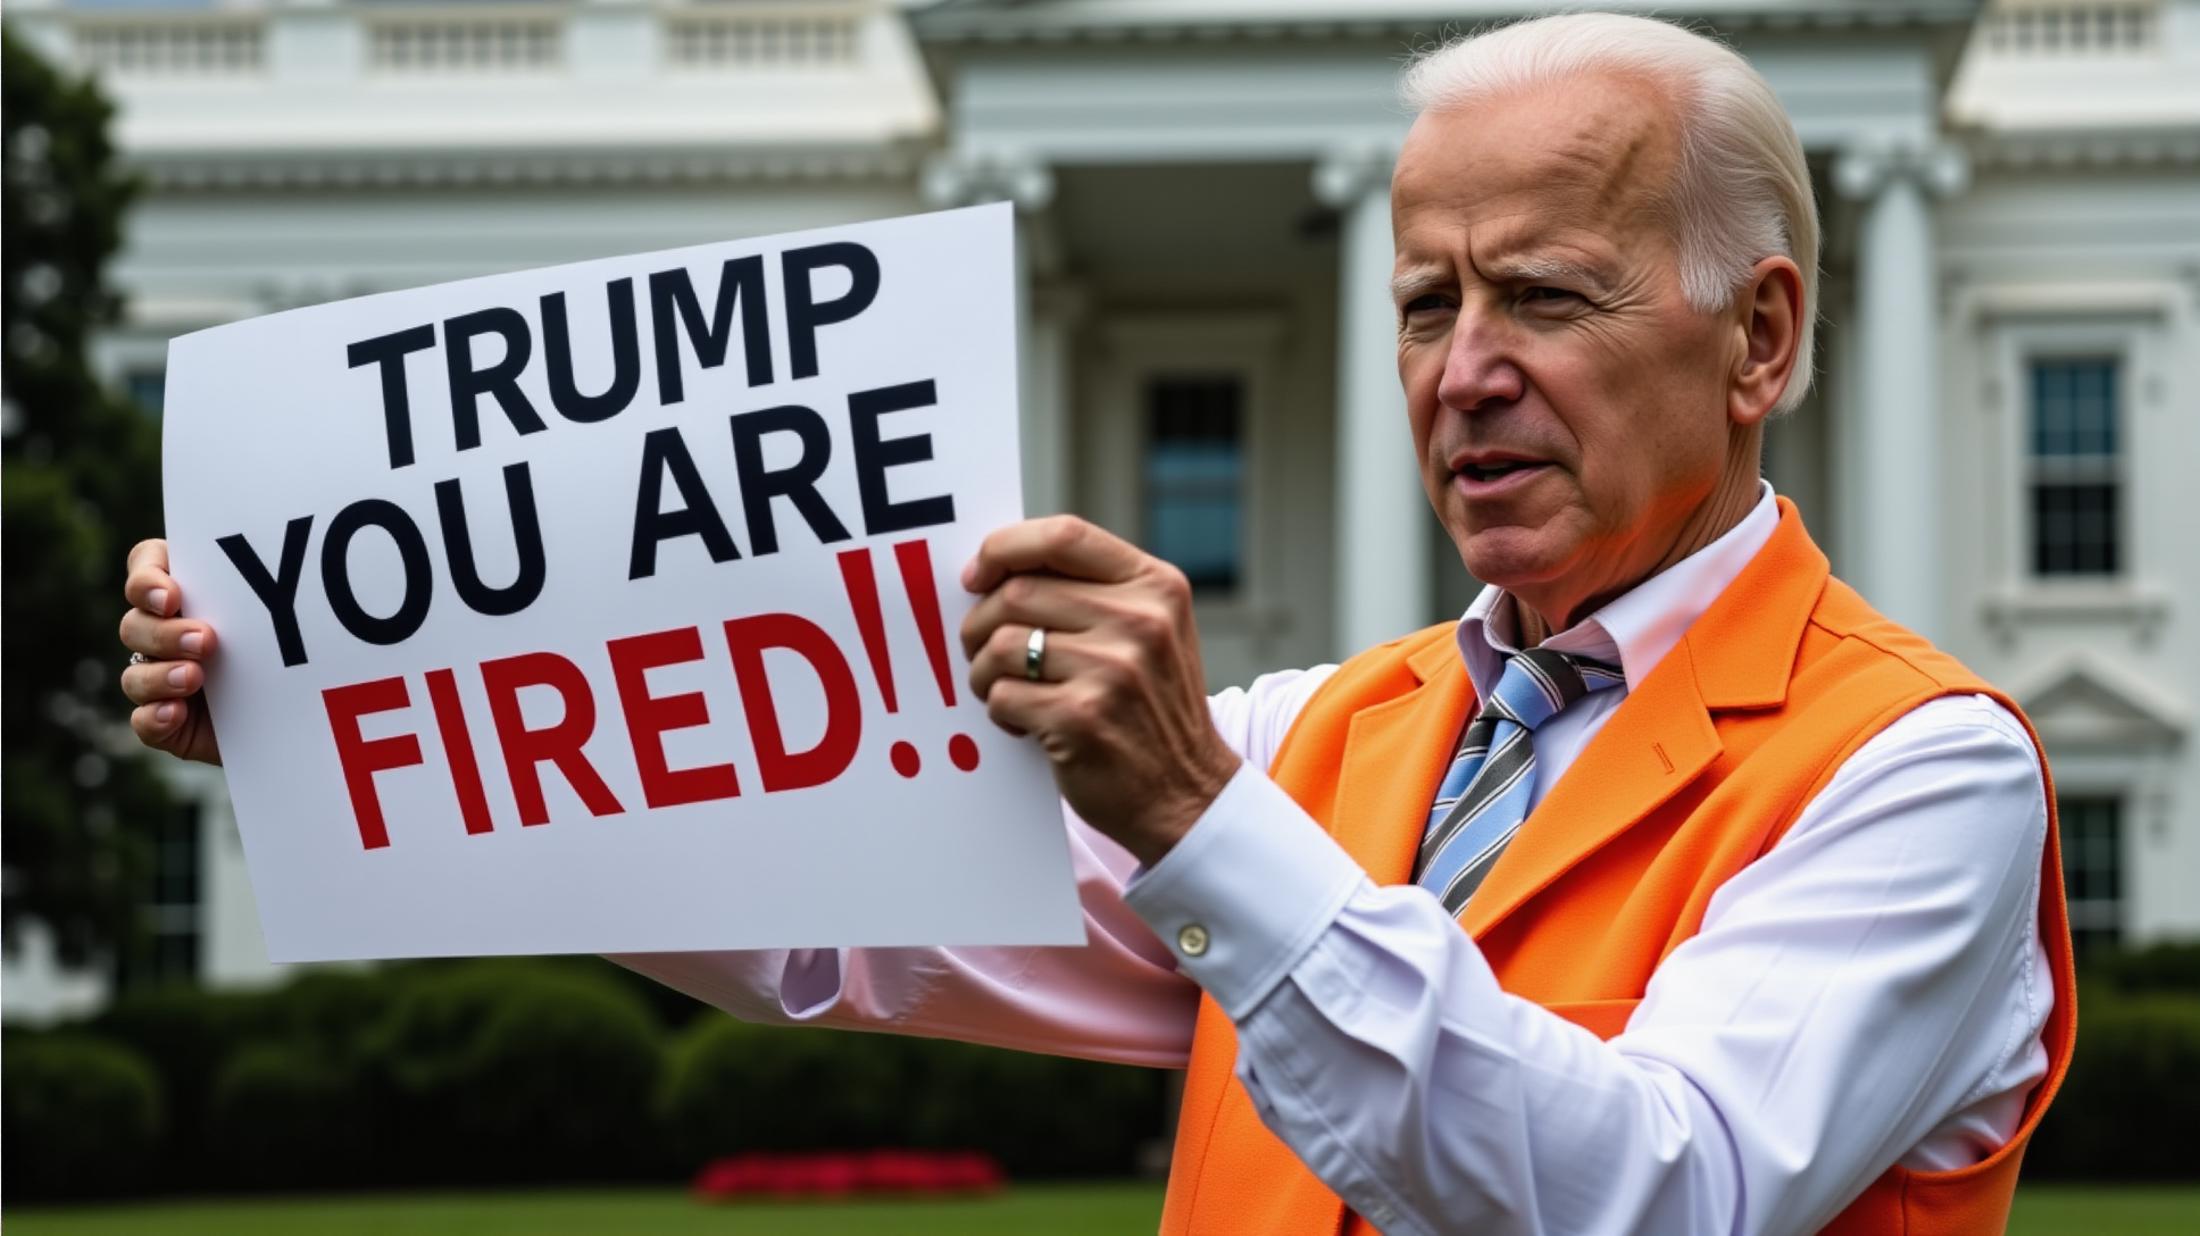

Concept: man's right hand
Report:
left=119, top=538, right=222, bottom=766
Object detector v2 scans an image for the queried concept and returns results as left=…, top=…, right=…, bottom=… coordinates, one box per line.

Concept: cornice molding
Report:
left=1964, top=128, right=2200, bottom=173
left=911, top=2, right=1985, bottom=47
left=131, top=144, right=923, bottom=192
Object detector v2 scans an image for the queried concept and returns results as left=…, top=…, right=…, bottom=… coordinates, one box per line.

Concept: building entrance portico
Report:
left=920, top=153, right=1360, bottom=687
left=1054, top=161, right=1345, bottom=689
left=911, top=0, right=1981, bottom=669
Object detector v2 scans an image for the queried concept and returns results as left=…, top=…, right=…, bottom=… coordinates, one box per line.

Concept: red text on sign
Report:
left=320, top=538, right=980, bottom=851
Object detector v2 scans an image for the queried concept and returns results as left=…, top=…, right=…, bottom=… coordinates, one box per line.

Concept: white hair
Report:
left=1401, top=12, right=1820, bottom=415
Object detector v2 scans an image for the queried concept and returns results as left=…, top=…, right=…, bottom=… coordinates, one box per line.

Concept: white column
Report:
left=1833, top=141, right=1966, bottom=639
left=922, top=153, right=1063, bottom=518
left=1024, top=284, right=1085, bottom=516
left=1316, top=145, right=1428, bottom=657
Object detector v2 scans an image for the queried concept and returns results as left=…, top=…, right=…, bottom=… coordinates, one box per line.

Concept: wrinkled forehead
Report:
left=1391, top=72, right=1685, bottom=255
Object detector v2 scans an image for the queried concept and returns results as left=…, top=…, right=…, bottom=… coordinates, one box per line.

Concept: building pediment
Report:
left=2012, top=654, right=2188, bottom=751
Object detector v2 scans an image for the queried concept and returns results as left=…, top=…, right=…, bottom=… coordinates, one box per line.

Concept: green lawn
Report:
left=2010, top=1185, right=2200, bottom=1236
left=10, top=1182, right=2198, bottom=1234
left=4, top=1183, right=1162, bottom=1236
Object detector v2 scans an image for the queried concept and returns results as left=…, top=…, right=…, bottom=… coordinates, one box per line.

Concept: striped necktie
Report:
left=1415, top=647, right=1625, bottom=914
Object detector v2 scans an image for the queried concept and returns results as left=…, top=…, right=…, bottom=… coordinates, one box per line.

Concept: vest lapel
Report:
left=1458, top=498, right=1827, bottom=940
left=1330, top=635, right=1473, bottom=885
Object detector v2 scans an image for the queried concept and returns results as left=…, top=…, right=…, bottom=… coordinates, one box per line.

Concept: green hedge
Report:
left=362, top=960, right=664, bottom=1185
left=2076, top=941, right=2200, bottom=998
left=660, top=1019, right=1166, bottom=1178
left=208, top=1042, right=368, bottom=1190
left=923, top=1037, right=1168, bottom=1177
left=2027, top=991, right=2200, bottom=1179
left=41, top=959, right=671, bottom=1194
left=11, top=954, right=1173, bottom=1199
left=660, top=1018, right=900, bottom=1160
left=82, top=985, right=281, bottom=1190
left=26, top=961, right=1141, bottom=1198
left=3, top=1035, right=164, bottom=1200
left=19, top=942, right=2200, bottom=1199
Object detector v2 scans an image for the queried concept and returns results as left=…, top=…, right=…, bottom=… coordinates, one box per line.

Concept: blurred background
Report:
left=3, top=0, right=2196, bottom=1231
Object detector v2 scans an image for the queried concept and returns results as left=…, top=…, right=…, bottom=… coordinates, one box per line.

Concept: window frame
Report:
left=2021, top=352, right=2126, bottom=578
left=1083, top=313, right=1283, bottom=617
left=2028, top=732, right=2176, bottom=954
left=116, top=800, right=206, bottom=992
left=1969, top=296, right=2170, bottom=634
left=2055, top=791, right=2126, bottom=954
left=1079, top=312, right=1295, bottom=690
left=2000, top=324, right=2138, bottom=586
left=1139, top=372, right=1251, bottom=596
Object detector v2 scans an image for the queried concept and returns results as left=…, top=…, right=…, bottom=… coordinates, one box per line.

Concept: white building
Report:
left=5, top=0, right=2194, bottom=1020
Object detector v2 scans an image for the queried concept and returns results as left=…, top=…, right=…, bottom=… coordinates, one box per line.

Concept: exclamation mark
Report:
left=835, top=547, right=923, bottom=776
left=894, top=539, right=981, bottom=774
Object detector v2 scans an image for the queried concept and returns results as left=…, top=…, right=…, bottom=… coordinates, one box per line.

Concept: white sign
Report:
left=163, top=204, right=1082, bottom=962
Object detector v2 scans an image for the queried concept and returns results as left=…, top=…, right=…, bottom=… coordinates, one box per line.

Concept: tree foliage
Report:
left=2, top=28, right=172, bottom=969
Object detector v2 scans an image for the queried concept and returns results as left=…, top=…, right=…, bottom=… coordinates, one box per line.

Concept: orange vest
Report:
left=1159, top=500, right=2076, bottom=1235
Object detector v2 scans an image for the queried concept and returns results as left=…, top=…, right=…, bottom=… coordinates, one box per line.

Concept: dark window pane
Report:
left=150, top=932, right=198, bottom=985
left=1144, top=377, right=1244, bottom=592
left=153, top=804, right=201, bottom=906
left=2026, top=358, right=2121, bottom=578
left=2029, top=358, right=2118, bottom=459
left=120, top=802, right=203, bottom=991
left=2030, top=483, right=2119, bottom=575
left=126, top=369, right=165, bottom=417
left=2059, top=795, right=2122, bottom=957
left=114, top=800, right=205, bottom=989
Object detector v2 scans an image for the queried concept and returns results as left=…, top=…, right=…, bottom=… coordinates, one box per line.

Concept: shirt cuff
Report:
left=1123, top=764, right=1369, bottom=1020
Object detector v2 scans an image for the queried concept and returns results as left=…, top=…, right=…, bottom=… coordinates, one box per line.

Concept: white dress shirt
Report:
left=615, top=484, right=2055, bottom=1236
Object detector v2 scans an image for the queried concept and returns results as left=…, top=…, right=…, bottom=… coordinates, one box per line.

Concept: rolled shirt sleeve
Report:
left=608, top=666, right=1338, bottom=1068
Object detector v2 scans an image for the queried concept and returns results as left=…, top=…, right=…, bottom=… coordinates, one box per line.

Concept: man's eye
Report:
left=1402, top=294, right=1452, bottom=315
left=1521, top=286, right=1584, bottom=305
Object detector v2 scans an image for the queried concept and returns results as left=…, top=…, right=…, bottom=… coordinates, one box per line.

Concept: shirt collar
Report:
left=1456, top=480, right=1780, bottom=699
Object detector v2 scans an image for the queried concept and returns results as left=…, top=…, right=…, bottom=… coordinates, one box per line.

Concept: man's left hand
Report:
left=962, top=516, right=1241, bottom=867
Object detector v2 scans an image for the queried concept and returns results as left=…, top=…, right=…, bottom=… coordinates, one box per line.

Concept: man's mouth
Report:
left=1459, top=460, right=1546, bottom=483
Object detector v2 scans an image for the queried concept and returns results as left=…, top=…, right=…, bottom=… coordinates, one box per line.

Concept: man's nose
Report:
left=1435, top=310, right=1526, bottom=414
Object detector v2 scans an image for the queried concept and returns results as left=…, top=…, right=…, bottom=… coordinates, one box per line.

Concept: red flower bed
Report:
left=692, top=1149, right=1006, bottom=1201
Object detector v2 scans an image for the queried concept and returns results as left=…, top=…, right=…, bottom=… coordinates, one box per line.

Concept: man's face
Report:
left=1392, top=72, right=1743, bottom=628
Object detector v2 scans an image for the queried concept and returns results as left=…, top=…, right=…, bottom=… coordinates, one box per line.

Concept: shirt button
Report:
left=1177, top=923, right=1210, bottom=957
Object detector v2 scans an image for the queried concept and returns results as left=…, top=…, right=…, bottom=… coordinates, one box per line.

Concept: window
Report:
left=1142, top=376, right=1244, bottom=594
left=2027, top=357, right=2122, bottom=576
left=368, top=20, right=562, bottom=73
left=119, top=802, right=202, bottom=991
left=125, top=368, right=165, bottom=417
left=2059, top=795, right=2123, bottom=956
left=667, top=14, right=861, bottom=68
left=1985, top=4, right=2158, bottom=56
left=75, top=21, right=266, bottom=76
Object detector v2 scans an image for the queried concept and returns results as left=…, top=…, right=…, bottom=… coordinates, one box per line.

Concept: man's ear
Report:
left=1729, top=256, right=1805, bottom=427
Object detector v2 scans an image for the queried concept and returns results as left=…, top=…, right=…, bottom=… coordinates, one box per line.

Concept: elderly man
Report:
left=120, top=13, right=2072, bottom=1235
